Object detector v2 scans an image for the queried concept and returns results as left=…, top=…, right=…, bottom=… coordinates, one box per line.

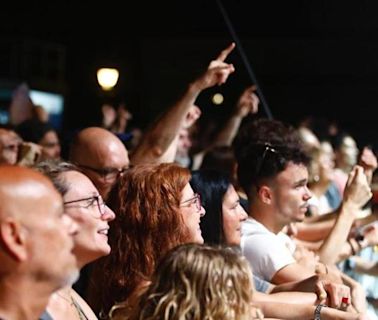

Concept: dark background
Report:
left=0, top=1, right=377, bottom=151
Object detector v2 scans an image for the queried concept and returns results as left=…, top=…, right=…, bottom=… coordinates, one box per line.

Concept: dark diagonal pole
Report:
left=216, top=0, right=273, bottom=119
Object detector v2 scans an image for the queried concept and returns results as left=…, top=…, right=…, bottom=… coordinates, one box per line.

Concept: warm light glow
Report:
left=97, top=68, right=119, bottom=90
left=212, top=93, right=224, bottom=105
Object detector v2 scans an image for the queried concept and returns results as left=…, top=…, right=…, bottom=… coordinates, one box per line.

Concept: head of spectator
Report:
left=34, top=160, right=116, bottom=319
left=233, top=118, right=311, bottom=233
left=306, top=141, right=341, bottom=216
left=297, top=126, right=320, bottom=152
left=308, top=142, right=335, bottom=185
left=134, top=243, right=259, bottom=320
left=332, top=131, right=359, bottom=174
left=0, top=165, right=78, bottom=320
left=35, top=160, right=116, bottom=268
left=93, top=163, right=205, bottom=317
left=15, top=119, right=61, bottom=161
left=191, top=169, right=247, bottom=246
left=174, top=127, right=193, bottom=168
left=200, top=145, right=239, bottom=187
left=0, top=127, right=21, bottom=165
left=69, top=127, right=130, bottom=200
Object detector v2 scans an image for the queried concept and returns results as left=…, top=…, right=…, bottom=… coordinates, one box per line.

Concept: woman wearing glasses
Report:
left=35, top=160, right=116, bottom=320
left=89, top=163, right=205, bottom=319
left=190, top=169, right=368, bottom=320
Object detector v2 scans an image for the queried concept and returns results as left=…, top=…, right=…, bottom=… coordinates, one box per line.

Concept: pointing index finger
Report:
left=216, top=42, right=236, bottom=62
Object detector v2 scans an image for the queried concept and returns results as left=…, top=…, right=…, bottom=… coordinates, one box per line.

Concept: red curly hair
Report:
left=91, top=163, right=192, bottom=317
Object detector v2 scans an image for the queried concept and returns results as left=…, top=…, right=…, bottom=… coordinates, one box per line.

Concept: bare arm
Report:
left=254, top=301, right=364, bottom=320
left=130, top=43, right=235, bottom=165
left=317, top=166, right=372, bottom=265
left=254, top=290, right=317, bottom=305
left=212, top=85, right=259, bottom=147
left=270, top=262, right=315, bottom=284
left=350, top=257, right=378, bottom=277
left=295, top=219, right=336, bottom=242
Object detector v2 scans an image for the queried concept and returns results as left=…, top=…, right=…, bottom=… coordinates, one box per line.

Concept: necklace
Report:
left=56, top=291, right=88, bottom=320
left=70, top=297, right=88, bottom=320
left=56, top=291, right=73, bottom=305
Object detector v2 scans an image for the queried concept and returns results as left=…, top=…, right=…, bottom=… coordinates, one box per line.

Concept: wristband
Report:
left=314, top=304, right=326, bottom=320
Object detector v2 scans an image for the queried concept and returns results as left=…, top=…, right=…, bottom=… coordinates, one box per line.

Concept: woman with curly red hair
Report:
left=89, top=163, right=205, bottom=318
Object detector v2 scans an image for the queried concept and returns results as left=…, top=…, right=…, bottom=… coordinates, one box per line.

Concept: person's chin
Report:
left=96, top=243, right=111, bottom=257
left=194, top=233, right=204, bottom=244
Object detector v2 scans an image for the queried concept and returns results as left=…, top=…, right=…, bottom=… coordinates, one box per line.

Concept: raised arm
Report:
left=130, top=43, right=236, bottom=165
left=212, top=84, right=259, bottom=146
left=317, top=166, right=372, bottom=265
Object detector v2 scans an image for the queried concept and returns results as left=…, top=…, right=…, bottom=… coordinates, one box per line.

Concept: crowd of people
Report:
left=0, top=42, right=377, bottom=320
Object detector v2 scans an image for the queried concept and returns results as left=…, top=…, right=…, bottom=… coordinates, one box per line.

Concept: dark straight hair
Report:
left=190, top=169, right=231, bottom=245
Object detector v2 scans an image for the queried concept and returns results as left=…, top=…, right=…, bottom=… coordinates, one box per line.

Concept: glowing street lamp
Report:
left=97, top=68, right=119, bottom=91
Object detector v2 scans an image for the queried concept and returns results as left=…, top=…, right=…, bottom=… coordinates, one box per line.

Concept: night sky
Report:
left=1, top=1, right=377, bottom=151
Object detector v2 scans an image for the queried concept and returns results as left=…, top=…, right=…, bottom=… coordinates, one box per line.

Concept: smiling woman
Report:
left=88, top=163, right=206, bottom=319
left=190, top=169, right=248, bottom=247
left=34, top=159, right=116, bottom=320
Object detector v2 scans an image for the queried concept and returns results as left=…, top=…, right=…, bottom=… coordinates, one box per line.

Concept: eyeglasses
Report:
left=77, top=164, right=129, bottom=182
left=180, top=193, right=201, bottom=212
left=255, top=143, right=278, bottom=177
left=64, top=195, right=106, bottom=217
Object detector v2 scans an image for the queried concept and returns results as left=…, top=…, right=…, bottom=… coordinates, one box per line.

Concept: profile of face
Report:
left=309, top=142, right=335, bottom=184
left=39, top=130, right=61, bottom=160
left=222, top=185, right=248, bottom=246
left=176, top=128, right=192, bottom=157
left=179, top=183, right=205, bottom=244
left=27, top=184, right=79, bottom=288
left=318, top=141, right=335, bottom=182
left=270, top=162, right=312, bottom=225
left=62, top=171, right=116, bottom=265
left=0, top=129, right=20, bottom=165
left=75, top=142, right=130, bottom=200
left=339, top=135, right=359, bottom=169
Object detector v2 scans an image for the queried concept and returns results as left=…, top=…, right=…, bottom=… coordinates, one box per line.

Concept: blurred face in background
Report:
left=0, top=129, right=21, bottom=164
left=335, top=135, right=359, bottom=173
left=39, top=130, right=61, bottom=160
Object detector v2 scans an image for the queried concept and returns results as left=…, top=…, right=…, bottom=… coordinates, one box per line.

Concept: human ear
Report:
left=258, top=185, right=272, bottom=204
left=0, top=219, right=28, bottom=262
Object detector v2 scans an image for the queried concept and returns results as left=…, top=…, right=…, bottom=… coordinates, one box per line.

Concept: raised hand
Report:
left=358, top=147, right=377, bottom=172
left=343, top=165, right=373, bottom=213
left=358, top=147, right=377, bottom=184
left=193, top=43, right=236, bottom=90
left=236, top=85, right=260, bottom=117
left=182, top=105, right=202, bottom=129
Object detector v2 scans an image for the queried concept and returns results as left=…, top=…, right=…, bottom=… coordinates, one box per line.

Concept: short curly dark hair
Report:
left=233, top=118, right=309, bottom=196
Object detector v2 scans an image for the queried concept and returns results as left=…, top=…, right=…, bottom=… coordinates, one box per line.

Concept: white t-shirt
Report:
left=241, top=218, right=296, bottom=282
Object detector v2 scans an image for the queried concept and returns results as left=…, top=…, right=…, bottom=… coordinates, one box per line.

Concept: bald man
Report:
left=69, top=127, right=130, bottom=200
left=0, top=165, right=78, bottom=320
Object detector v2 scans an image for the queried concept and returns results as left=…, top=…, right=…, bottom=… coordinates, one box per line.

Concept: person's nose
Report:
left=199, top=205, right=206, bottom=217
left=304, top=185, right=312, bottom=201
left=239, top=207, right=248, bottom=221
left=101, top=205, right=116, bottom=221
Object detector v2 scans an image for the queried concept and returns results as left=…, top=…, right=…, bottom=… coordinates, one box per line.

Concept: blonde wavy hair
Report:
left=134, top=243, right=255, bottom=320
